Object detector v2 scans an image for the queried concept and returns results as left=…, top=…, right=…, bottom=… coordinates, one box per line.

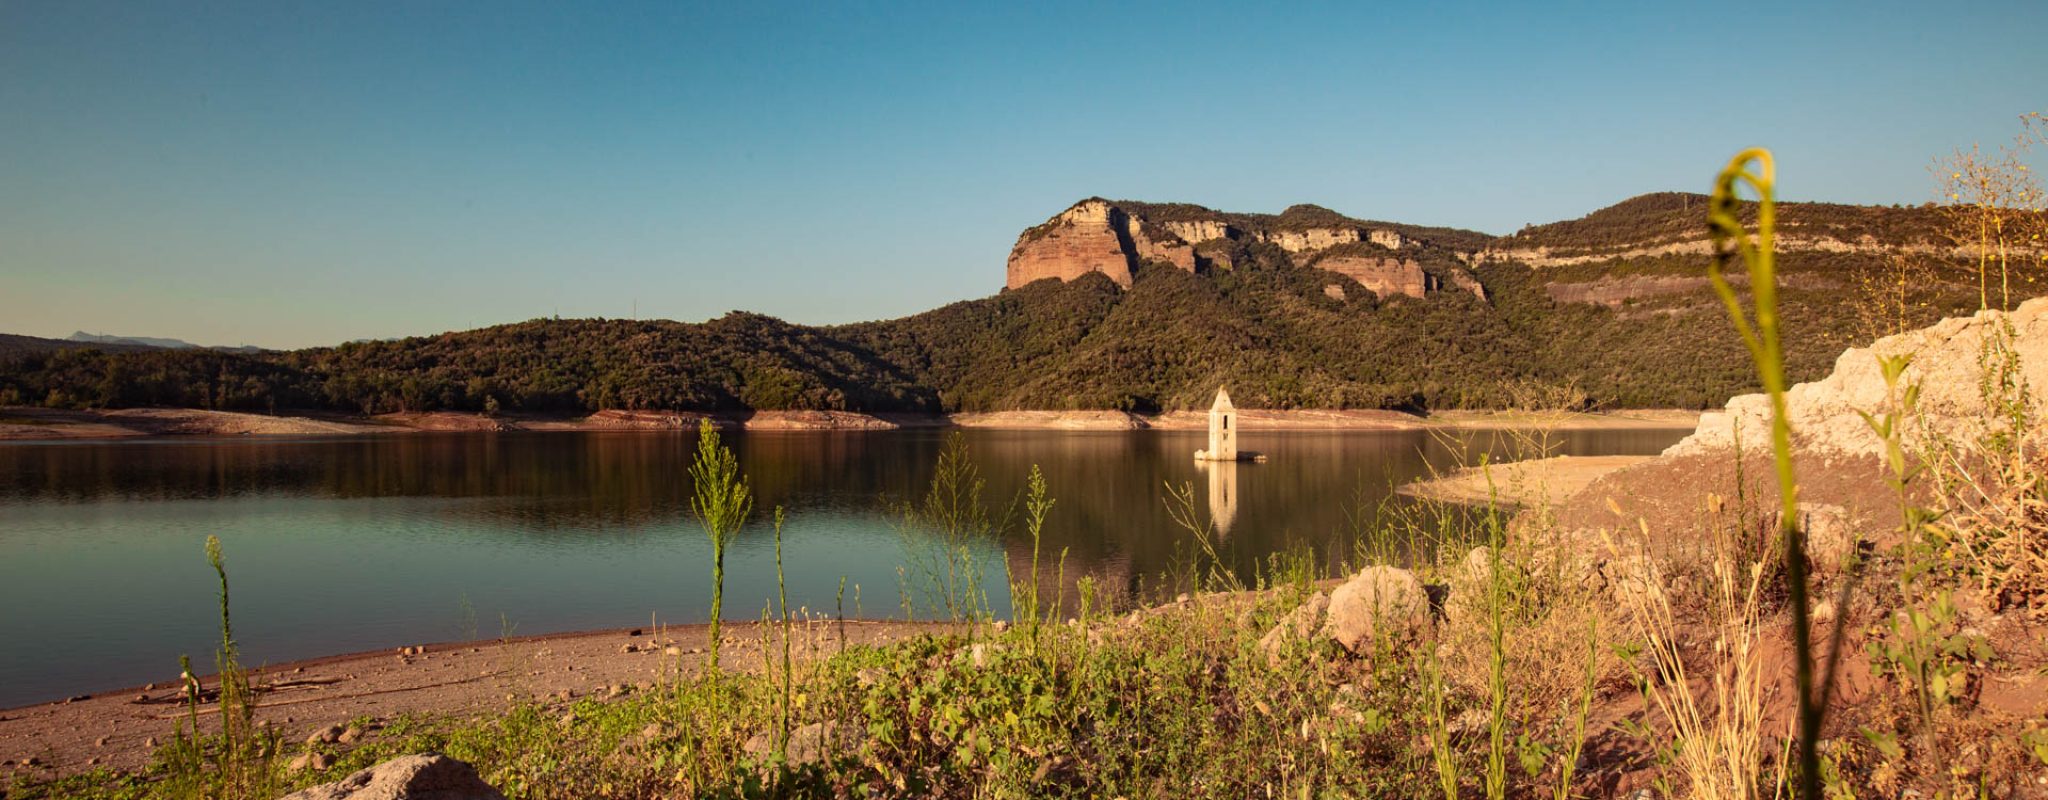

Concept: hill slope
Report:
left=0, top=194, right=2013, bottom=416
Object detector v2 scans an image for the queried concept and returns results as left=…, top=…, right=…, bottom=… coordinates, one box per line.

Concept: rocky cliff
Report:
left=1005, top=198, right=1487, bottom=300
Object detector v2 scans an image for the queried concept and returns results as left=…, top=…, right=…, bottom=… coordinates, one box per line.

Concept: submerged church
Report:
left=1194, top=388, right=1263, bottom=463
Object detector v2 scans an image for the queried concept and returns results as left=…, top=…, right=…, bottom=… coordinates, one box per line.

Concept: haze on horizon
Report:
left=3, top=0, right=2044, bottom=350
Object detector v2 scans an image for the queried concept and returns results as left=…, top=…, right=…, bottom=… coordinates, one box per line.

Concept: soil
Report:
left=0, top=620, right=952, bottom=783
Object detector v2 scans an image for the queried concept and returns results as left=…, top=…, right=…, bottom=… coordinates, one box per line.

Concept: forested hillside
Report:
left=0, top=195, right=2008, bottom=416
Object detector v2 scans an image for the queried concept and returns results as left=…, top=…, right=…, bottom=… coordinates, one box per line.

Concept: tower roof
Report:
left=1211, top=387, right=1234, bottom=412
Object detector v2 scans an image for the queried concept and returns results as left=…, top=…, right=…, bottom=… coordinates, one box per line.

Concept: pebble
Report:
left=664, top=646, right=683, bottom=657
left=133, top=694, right=148, bottom=702
left=337, top=725, right=364, bottom=744
left=95, top=736, right=110, bottom=747
left=620, top=643, right=638, bottom=654
left=306, top=723, right=346, bottom=745
left=628, top=628, right=644, bottom=637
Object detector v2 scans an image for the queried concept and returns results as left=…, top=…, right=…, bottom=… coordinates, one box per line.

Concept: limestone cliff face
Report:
left=1312, top=255, right=1426, bottom=300
left=1005, top=198, right=1479, bottom=300
left=1007, top=200, right=1195, bottom=289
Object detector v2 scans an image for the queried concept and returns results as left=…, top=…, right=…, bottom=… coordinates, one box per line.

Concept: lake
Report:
left=0, top=426, right=1685, bottom=707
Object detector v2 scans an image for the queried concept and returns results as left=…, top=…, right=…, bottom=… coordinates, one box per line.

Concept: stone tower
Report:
left=1206, top=388, right=1237, bottom=462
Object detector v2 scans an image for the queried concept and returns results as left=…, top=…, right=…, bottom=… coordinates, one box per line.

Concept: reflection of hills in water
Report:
left=0, top=428, right=1686, bottom=585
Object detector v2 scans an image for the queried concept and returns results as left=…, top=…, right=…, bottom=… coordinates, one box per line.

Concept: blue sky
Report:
left=3, top=1, right=2044, bottom=349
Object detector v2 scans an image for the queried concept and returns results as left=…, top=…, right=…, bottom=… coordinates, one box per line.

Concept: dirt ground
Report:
left=0, top=620, right=952, bottom=783
left=1397, top=454, right=1656, bottom=507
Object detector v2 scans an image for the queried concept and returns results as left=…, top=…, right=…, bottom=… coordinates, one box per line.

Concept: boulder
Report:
left=277, top=754, right=504, bottom=800
left=742, top=721, right=860, bottom=767
left=1321, top=566, right=1430, bottom=653
left=1443, top=547, right=1496, bottom=629
left=1256, top=591, right=1329, bottom=664
left=1799, top=502, right=1858, bottom=573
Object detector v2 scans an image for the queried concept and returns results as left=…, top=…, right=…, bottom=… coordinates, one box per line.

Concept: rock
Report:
left=142, top=737, right=158, bottom=749
left=604, top=683, right=630, bottom=699
left=95, top=736, right=109, bottom=747
left=1321, top=566, right=1430, bottom=654
left=1600, top=554, right=1663, bottom=610
left=742, top=722, right=860, bottom=767
left=278, top=754, right=504, bottom=800
left=620, top=643, right=638, bottom=654
left=627, top=628, right=643, bottom=637
left=1800, top=502, right=1858, bottom=573
left=1311, top=254, right=1427, bottom=300
left=1444, top=547, right=1498, bottom=629
left=307, top=724, right=346, bottom=745
left=1667, top=297, right=2048, bottom=459
left=337, top=725, right=364, bottom=745
left=1257, top=591, right=1330, bottom=664
left=663, top=646, right=683, bottom=657
left=1006, top=200, right=1195, bottom=290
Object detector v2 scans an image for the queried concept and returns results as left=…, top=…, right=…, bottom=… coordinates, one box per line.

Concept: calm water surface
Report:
left=0, top=427, right=1684, bottom=707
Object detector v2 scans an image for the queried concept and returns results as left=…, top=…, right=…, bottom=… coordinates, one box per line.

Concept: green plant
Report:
left=1013, top=464, right=1055, bottom=652
left=689, top=419, right=753, bottom=674
left=1706, top=147, right=1836, bottom=800
left=1162, top=479, right=1243, bottom=592
left=894, top=433, right=1008, bottom=623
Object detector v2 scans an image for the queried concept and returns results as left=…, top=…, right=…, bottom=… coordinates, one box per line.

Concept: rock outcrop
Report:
left=1312, top=255, right=1427, bottom=300
left=1006, top=200, right=1194, bottom=289
left=1005, top=199, right=1484, bottom=300
left=278, top=754, right=505, bottom=800
left=1666, top=297, right=2048, bottom=459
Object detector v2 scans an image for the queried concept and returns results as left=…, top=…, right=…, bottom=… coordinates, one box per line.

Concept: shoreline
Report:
left=0, top=619, right=956, bottom=779
left=0, top=406, right=1699, bottom=441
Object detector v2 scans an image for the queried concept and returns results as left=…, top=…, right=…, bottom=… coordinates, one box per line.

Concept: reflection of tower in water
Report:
left=1199, top=459, right=1238, bottom=537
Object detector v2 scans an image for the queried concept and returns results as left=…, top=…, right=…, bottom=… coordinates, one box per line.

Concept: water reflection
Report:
left=0, top=427, right=1684, bottom=706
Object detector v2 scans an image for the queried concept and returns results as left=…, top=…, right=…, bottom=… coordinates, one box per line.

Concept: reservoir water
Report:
left=0, top=427, right=1685, bottom=707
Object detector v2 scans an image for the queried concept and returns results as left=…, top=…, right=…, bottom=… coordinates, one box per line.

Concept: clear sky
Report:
left=4, top=1, right=2044, bottom=349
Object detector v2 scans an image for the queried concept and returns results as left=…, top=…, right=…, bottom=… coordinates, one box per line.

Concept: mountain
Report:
left=0, top=333, right=162, bottom=360
left=67, top=332, right=200, bottom=349
left=0, top=193, right=2013, bottom=415
left=66, top=332, right=269, bottom=353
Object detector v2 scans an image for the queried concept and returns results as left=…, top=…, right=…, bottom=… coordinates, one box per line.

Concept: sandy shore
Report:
left=0, top=619, right=953, bottom=781
left=1397, top=454, right=1657, bottom=507
left=0, top=406, right=1699, bottom=441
